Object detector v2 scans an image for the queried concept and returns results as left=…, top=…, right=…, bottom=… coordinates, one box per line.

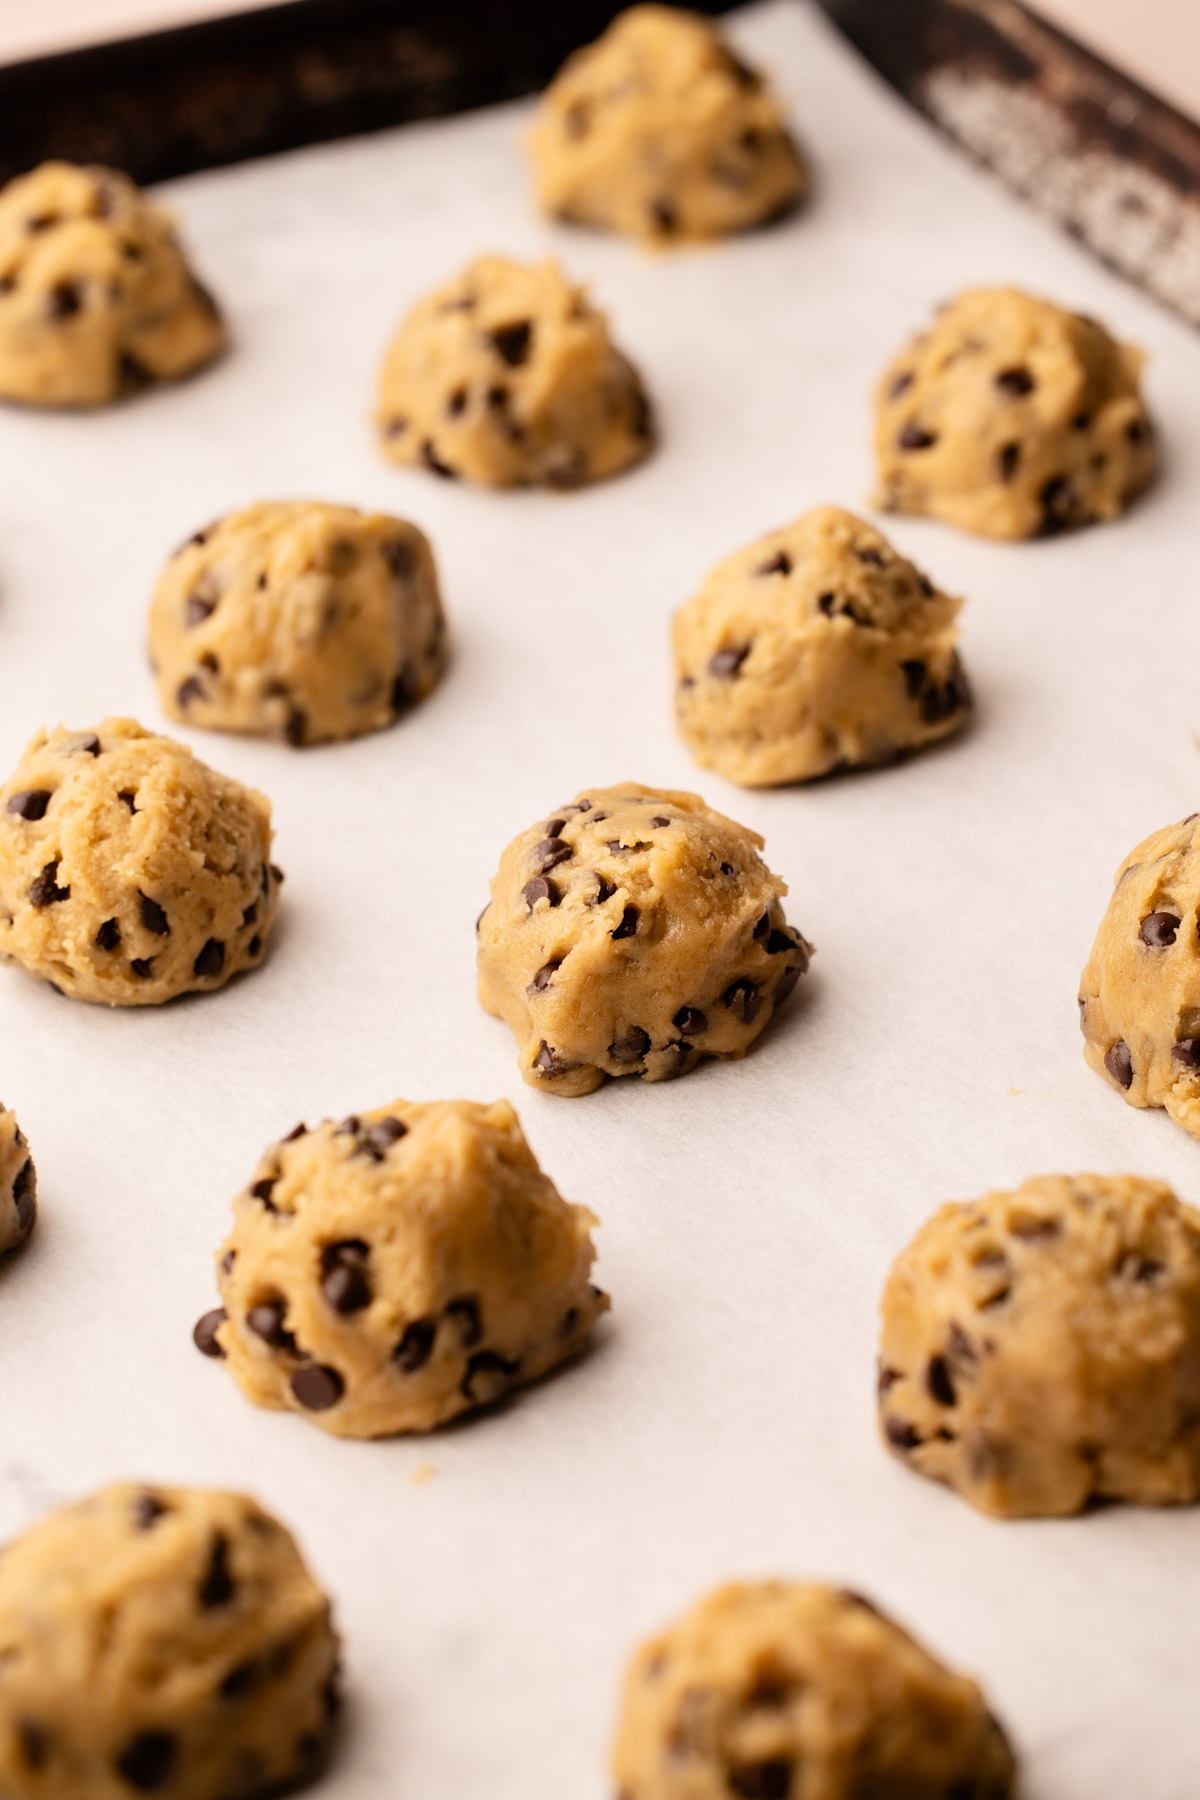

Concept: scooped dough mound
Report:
left=0, top=160, right=224, bottom=407
left=0, top=718, right=279, bottom=1006
left=878, top=1173, right=1200, bottom=1518
left=149, top=501, right=448, bottom=746
left=612, top=1580, right=1016, bottom=1799
left=0, top=1483, right=340, bottom=1800
left=196, top=1098, right=608, bottom=1438
left=673, top=505, right=970, bottom=786
left=874, top=287, right=1155, bottom=539
left=375, top=254, right=654, bottom=488
left=477, top=783, right=812, bottom=1096
left=528, top=6, right=806, bottom=243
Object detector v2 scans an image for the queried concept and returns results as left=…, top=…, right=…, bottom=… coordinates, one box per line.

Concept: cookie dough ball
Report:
left=1078, top=814, right=1200, bottom=1140
left=673, top=506, right=970, bottom=787
left=874, top=287, right=1156, bottom=539
left=477, top=784, right=811, bottom=1096
left=0, top=718, right=279, bottom=1006
left=612, top=1581, right=1016, bottom=1800
left=375, top=254, right=654, bottom=489
left=0, top=1483, right=339, bottom=1800
left=0, top=161, right=224, bottom=408
left=879, top=1174, right=1200, bottom=1518
left=0, top=1104, right=35, bottom=1259
left=148, top=502, right=447, bottom=747
left=195, top=1098, right=607, bottom=1438
left=528, top=6, right=806, bottom=243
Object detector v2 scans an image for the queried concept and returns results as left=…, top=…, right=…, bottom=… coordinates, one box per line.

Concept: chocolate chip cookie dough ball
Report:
left=1079, top=814, right=1200, bottom=1140
left=528, top=6, right=806, bottom=243
left=0, top=1104, right=35, bottom=1258
left=375, top=254, right=654, bottom=488
left=195, top=1098, right=607, bottom=1438
left=0, top=718, right=279, bottom=1006
left=874, top=288, right=1156, bottom=539
left=149, top=502, right=447, bottom=747
left=674, top=506, right=970, bottom=787
left=0, top=161, right=224, bottom=408
left=612, top=1581, right=1016, bottom=1800
left=0, top=1483, right=340, bottom=1800
left=477, top=785, right=812, bottom=1096
left=879, top=1174, right=1200, bottom=1519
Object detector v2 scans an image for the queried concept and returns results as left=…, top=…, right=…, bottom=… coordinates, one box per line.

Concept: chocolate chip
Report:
left=947, top=1323, right=977, bottom=1364
left=177, top=675, right=205, bottom=708
left=284, top=708, right=307, bottom=747
left=421, top=440, right=457, bottom=478
left=609, top=1026, right=650, bottom=1064
left=708, top=644, right=749, bottom=679
left=1105, top=1039, right=1134, bottom=1089
left=220, top=1250, right=235, bottom=1274
left=1139, top=911, right=1179, bottom=947
left=995, top=366, right=1035, bottom=395
left=888, top=370, right=914, bottom=399
left=250, top=1176, right=278, bottom=1208
left=446, top=385, right=468, bottom=416
left=1010, top=1215, right=1061, bottom=1242
left=534, top=1040, right=575, bottom=1075
left=138, top=893, right=169, bottom=935
left=185, top=592, right=217, bottom=627
left=1040, top=475, right=1078, bottom=532
left=898, top=422, right=937, bottom=451
left=383, top=415, right=408, bottom=438
left=283, top=1123, right=307, bottom=1141
left=130, top=958, right=154, bottom=979
left=920, top=654, right=971, bottom=723
left=321, top=1241, right=372, bottom=1313
left=754, top=550, right=792, bottom=577
left=133, top=1491, right=169, bottom=1530
left=1071, top=410, right=1092, bottom=430
left=900, top=659, right=926, bottom=698
left=30, top=860, right=68, bottom=907
left=528, top=960, right=561, bottom=993
left=6, top=789, right=51, bottom=820
left=47, top=280, right=82, bottom=319
left=336, top=1116, right=361, bottom=1138
left=220, top=1660, right=260, bottom=1699
left=1127, top=417, right=1148, bottom=444
left=674, top=1006, right=707, bottom=1034
left=611, top=905, right=638, bottom=940
left=855, top=545, right=887, bottom=568
left=926, top=1355, right=956, bottom=1406
left=119, top=789, right=137, bottom=813
left=490, top=321, right=533, bottom=366
left=193, top=939, right=225, bottom=979
left=12, top=1160, right=34, bottom=1241
left=1173, top=1038, right=1200, bottom=1067
left=1116, top=1252, right=1164, bottom=1283
left=533, top=836, right=572, bottom=873
left=884, top=1416, right=920, bottom=1451
left=649, top=816, right=671, bottom=829
left=395, top=1318, right=436, bottom=1371
left=242, top=901, right=258, bottom=928
left=523, top=876, right=558, bottom=909
left=766, top=929, right=795, bottom=955
left=15, top=1722, right=48, bottom=1771
left=997, top=442, right=1021, bottom=481
left=877, top=1363, right=899, bottom=1396
left=199, top=1533, right=235, bottom=1607
left=447, top=1295, right=483, bottom=1348
left=723, top=978, right=760, bottom=1024
left=359, top=1116, right=407, bottom=1161
left=290, top=1365, right=344, bottom=1411
left=729, top=1759, right=793, bottom=1799
left=246, top=1302, right=296, bottom=1351
left=381, top=537, right=414, bottom=579
left=462, top=1348, right=520, bottom=1402
left=116, top=1730, right=177, bottom=1790
left=629, top=383, right=654, bottom=442
left=650, top=198, right=678, bottom=235
left=540, top=444, right=586, bottom=489
left=192, top=1308, right=227, bottom=1358
left=391, top=667, right=416, bottom=714
left=591, top=875, right=616, bottom=905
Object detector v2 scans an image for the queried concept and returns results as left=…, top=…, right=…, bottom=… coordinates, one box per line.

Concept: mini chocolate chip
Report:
left=421, top=440, right=457, bottom=478
left=534, top=1040, right=575, bottom=1075
left=529, top=959, right=561, bottom=993
left=384, top=415, right=408, bottom=438
left=1117, top=1252, right=1164, bottom=1282
left=193, top=939, right=225, bottom=979
left=884, top=1416, right=920, bottom=1451
left=1105, top=1039, right=1134, bottom=1089
left=119, top=789, right=137, bottom=813
left=1010, top=1215, right=1061, bottom=1241
left=250, top=1176, right=278, bottom=1208
left=1127, top=417, right=1148, bottom=444
left=877, top=1363, right=899, bottom=1396
left=629, top=384, right=654, bottom=441
left=246, top=1302, right=296, bottom=1351
left=997, top=442, right=1021, bottom=481
left=649, top=816, right=671, bottom=829
left=138, top=893, right=169, bottom=935
left=855, top=545, right=886, bottom=567
left=651, top=198, right=678, bottom=235
left=186, top=593, right=217, bottom=627
left=220, top=1249, right=235, bottom=1274
left=674, top=1006, right=707, bottom=1034
left=898, top=422, right=936, bottom=451
left=591, top=875, right=617, bottom=905
left=133, top=1491, right=169, bottom=1529
left=609, top=1026, right=650, bottom=1064
left=381, top=537, right=414, bottom=579
left=490, top=321, right=533, bottom=366
left=889, top=370, right=914, bottom=398
left=336, top=1116, right=361, bottom=1138
left=242, top=901, right=258, bottom=928
left=766, top=929, right=795, bottom=955
left=284, top=708, right=307, bottom=747
left=611, top=905, right=638, bottom=940
left=6, top=789, right=51, bottom=820
left=193, top=1308, right=228, bottom=1358
left=116, top=1730, right=177, bottom=1790
left=321, top=1241, right=372, bottom=1313
left=395, top=1318, right=436, bottom=1372
left=270, top=863, right=285, bottom=885
left=1071, top=410, right=1092, bottom=430
left=446, top=385, right=468, bottom=416
left=30, top=860, right=69, bottom=907
left=926, top=1355, right=956, bottom=1406
left=130, top=958, right=154, bottom=979
left=947, top=1322, right=977, bottom=1363
left=283, top=1124, right=307, bottom=1141
left=47, top=280, right=82, bottom=319
left=290, top=1365, right=344, bottom=1411
left=754, top=912, right=771, bottom=941
left=723, top=978, right=760, bottom=1024
left=729, top=1759, right=793, bottom=1799
left=921, top=655, right=971, bottom=723
left=15, top=1722, right=47, bottom=1771
left=177, top=675, right=205, bottom=708
left=95, top=919, right=121, bottom=951
left=391, top=668, right=416, bottom=713
left=708, top=644, right=749, bottom=679
left=754, top=550, right=792, bottom=576
left=199, top=1533, right=235, bottom=1607
left=220, top=1661, right=259, bottom=1700
left=447, top=1295, right=483, bottom=1348
left=523, top=876, right=558, bottom=909
left=1040, top=475, right=1077, bottom=532
left=462, top=1348, right=520, bottom=1402
left=995, top=366, right=1035, bottom=395
left=816, top=592, right=836, bottom=615
left=900, top=659, right=926, bottom=698
left=1172, top=1038, right=1200, bottom=1067
left=533, top=836, right=572, bottom=873
left=1139, top=911, right=1179, bottom=947
left=359, top=1116, right=407, bottom=1160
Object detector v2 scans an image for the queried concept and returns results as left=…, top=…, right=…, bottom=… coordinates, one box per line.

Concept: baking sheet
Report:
left=2, top=4, right=1200, bottom=1795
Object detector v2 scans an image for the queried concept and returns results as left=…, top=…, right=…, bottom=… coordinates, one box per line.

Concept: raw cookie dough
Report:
left=673, top=505, right=970, bottom=786
left=528, top=6, right=806, bottom=243
left=0, top=718, right=280, bottom=1006
left=1079, top=813, right=1200, bottom=1141
left=477, top=784, right=811, bottom=1096
left=0, top=161, right=224, bottom=408
left=195, top=1098, right=608, bottom=1438
left=0, top=1483, right=339, bottom=1800
left=148, top=502, right=448, bottom=746
left=878, top=1174, right=1200, bottom=1519
left=375, top=254, right=654, bottom=488
left=0, top=1104, right=35, bottom=1259
left=612, top=1581, right=1016, bottom=1800
left=874, top=287, right=1156, bottom=539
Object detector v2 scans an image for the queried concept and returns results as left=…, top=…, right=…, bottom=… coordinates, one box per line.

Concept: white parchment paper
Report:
left=2, top=5, right=1199, bottom=1795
